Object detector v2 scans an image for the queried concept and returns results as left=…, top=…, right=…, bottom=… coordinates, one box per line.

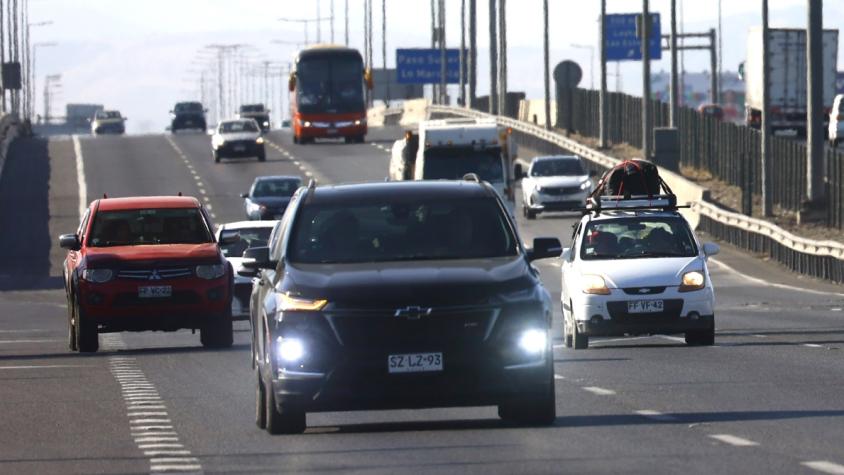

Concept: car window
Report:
left=288, top=197, right=518, bottom=264
left=220, top=121, right=258, bottom=133
left=175, top=103, right=203, bottom=113
left=531, top=159, right=585, bottom=177
left=422, top=148, right=504, bottom=182
left=77, top=209, right=91, bottom=244
left=252, top=179, right=301, bottom=197
left=219, top=227, right=272, bottom=258
left=580, top=216, right=698, bottom=260
left=88, top=208, right=213, bottom=247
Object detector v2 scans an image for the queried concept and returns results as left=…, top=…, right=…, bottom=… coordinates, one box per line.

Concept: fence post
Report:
left=742, top=153, right=753, bottom=216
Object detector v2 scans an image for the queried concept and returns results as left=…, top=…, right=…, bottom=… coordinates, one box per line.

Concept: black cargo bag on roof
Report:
left=594, top=159, right=666, bottom=198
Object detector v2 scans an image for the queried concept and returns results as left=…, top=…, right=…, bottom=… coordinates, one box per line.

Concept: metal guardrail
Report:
left=428, top=104, right=844, bottom=283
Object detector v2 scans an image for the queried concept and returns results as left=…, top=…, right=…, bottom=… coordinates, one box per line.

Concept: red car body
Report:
left=60, top=196, right=233, bottom=353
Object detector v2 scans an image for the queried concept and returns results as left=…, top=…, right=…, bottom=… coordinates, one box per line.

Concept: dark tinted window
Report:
left=580, top=217, right=697, bottom=260
left=240, top=104, right=265, bottom=112
left=89, top=208, right=212, bottom=247
left=531, top=158, right=585, bottom=177
left=175, top=102, right=203, bottom=113
left=252, top=179, right=301, bottom=198
left=289, top=197, right=517, bottom=264
left=296, top=56, right=364, bottom=114
left=219, top=227, right=272, bottom=258
left=220, top=121, right=258, bottom=133
left=423, top=148, right=504, bottom=182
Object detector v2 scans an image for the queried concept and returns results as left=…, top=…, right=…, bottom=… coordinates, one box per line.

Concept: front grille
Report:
left=113, top=290, right=200, bottom=307
left=542, top=185, right=581, bottom=195
left=607, top=299, right=684, bottom=322
left=622, top=286, right=667, bottom=295
left=117, top=268, right=193, bottom=281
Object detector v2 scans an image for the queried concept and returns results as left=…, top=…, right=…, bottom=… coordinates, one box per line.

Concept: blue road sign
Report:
left=605, top=13, right=662, bottom=61
left=396, top=48, right=462, bottom=84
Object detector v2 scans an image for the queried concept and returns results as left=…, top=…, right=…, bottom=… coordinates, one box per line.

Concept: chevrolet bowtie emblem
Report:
left=638, top=288, right=651, bottom=294
left=394, top=306, right=432, bottom=320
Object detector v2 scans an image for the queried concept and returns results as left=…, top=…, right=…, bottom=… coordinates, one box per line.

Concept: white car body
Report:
left=829, top=94, right=844, bottom=146
left=216, top=220, right=278, bottom=319
left=520, top=155, right=593, bottom=218
left=559, top=201, right=719, bottom=349
left=211, top=119, right=265, bottom=161
left=90, top=110, right=126, bottom=135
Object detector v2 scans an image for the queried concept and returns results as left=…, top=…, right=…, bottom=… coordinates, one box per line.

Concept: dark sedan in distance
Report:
left=242, top=176, right=302, bottom=220
left=242, top=179, right=562, bottom=434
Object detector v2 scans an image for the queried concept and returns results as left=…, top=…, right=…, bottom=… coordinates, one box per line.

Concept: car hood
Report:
left=283, top=256, right=534, bottom=308
left=220, top=132, right=261, bottom=141
left=248, top=196, right=291, bottom=207
left=576, top=256, right=703, bottom=288
left=527, top=175, right=590, bottom=188
left=84, top=243, right=221, bottom=266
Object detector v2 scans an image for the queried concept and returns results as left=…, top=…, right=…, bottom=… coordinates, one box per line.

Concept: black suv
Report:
left=238, top=104, right=271, bottom=132
left=242, top=180, right=562, bottom=434
left=171, top=101, right=207, bottom=132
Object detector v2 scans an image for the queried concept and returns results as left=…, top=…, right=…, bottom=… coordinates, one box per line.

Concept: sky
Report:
left=27, top=0, right=844, bottom=133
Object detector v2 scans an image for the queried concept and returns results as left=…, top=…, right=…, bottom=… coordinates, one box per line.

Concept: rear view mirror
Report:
left=364, top=68, right=374, bottom=90
left=288, top=73, right=297, bottom=92
left=242, top=246, right=275, bottom=270
left=219, top=231, right=241, bottom=246
left=702, top=242, right=720, bottom=257
left=240, top=192, right=249, bottom=198
left=527, top=237, right=563, bottom=262
left=59, top=233, right=81, bottom=251
left=560, top=247, right=571, bottom=262
left=514, top=164, right=525, bottom=180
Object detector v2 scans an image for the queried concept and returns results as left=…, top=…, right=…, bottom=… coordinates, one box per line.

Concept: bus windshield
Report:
left=296, top=56, right=364, bottom=114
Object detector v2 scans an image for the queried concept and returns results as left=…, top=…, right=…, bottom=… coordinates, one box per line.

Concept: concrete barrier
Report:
left=518, top=99, right=556, bottom=128
left=399, top=99, right=430, bottom=127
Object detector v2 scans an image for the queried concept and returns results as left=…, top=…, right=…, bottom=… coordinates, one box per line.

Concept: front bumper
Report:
left=216, top=141, right=264, bottom=158
left=526, top=189, right=588, bottom=212
left=298, top=123, right=366, bottom=139
left=93, top=123, right=125, bottom=134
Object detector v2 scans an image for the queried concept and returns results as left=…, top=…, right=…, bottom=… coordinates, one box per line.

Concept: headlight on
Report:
left=354, top=119, right=366, bottom=126
left=196, top=264, right=226, bottom=280
left=256, top=136, right=265, bottom=144
left=278, top=293, right=328, bottom=312
left=263, top=121, right=270, bottom=127
left=580, top=180, right=591, bottom=190
left=276, top=337, right=304, bottom=362
left=518, top=329, right=547, bottom=354
left=303, top=121, right=312, bottom=127
left=582, top=274, right=611, bottom=295
left=679, top=271, right=705, bottom=292
left=82, top=269, right=113, bottom=283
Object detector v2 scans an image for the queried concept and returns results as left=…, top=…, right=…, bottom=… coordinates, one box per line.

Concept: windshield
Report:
left=252, top=179, right=301, bottom=198
left=580, top=217, right=698, bottom=260
left=296, top=56, right=364, bottom=114
left=289, top=197, right=518, bottom=264
left=175, top=102, right=203, bottom=113
left=89, top=208, right=212, bottom=247
left=220, top=121, right=258, bottom=133
left=97, top=111, right=121, bottom=119
left=240, top=104, right=264, bottom=113
left=531, top=158, right=585, bottom=177
left=219, top=227, right=272, bottom=258
left=423, top=148, right=504, bottom=182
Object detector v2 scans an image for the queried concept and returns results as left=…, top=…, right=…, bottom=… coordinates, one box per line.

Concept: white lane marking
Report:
left=554, top=374, right=565, bottom=380
left=635, top=410, right=677, bottom=422
left=582, top=386, right=616, bottom=396
left=710, top=259, right=844, bottom=297
left=708, top=434, right=759, bottom=447
left=305, top=171, right=313, bottom=177
left=802, top=461, right=844, bottom=475
left=0, top=339, right=61, bottom=344
left=72, top=135, right=88, bottom=219
left=657, top=335, right=687, bottom=343
left=0, top=329, right=49, bottom=333
left=590, top=336, right=655, bottom=345
left=0, top=364, right=91, bottom=370
left=752, top=334, right=767, bottom=338
left=293, top=160, right=301, bottom=165
left=804, top=343, right=824, bottom=348
left=108, top=351, right=201, bottom=474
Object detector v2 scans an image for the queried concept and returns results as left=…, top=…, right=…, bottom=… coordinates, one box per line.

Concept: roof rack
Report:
left=585, top=194, right=685, bottom=215
left=462, top=173, right=481, bottom=183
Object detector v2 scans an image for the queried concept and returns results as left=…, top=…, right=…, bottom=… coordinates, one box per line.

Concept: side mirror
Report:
left=514, top=163, right=524, bottom=180
left=59, top=233, right=81, bottom=251
left=526, top=237, right=563, bottom=262
left=204, top=108, right=209, bottom=113
left=702, top=242, right=720, bottom=257
left=364, top=68, right=374, bottom=90
left=560, top=247, right=571, bottom=262
left=219, top=231, right=241, bottom=246
left=288, top=73, right=297, bottom=92
left=242, top=246, right=275, bottom=270
left=240, top=192, right=249, bottom=198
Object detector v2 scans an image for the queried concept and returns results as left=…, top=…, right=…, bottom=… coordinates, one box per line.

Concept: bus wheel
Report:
left=354, top=135, right=365, bottom=144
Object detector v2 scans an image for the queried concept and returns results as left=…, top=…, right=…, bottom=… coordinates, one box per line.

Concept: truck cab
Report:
left=389, top=118, right=517, bottom=210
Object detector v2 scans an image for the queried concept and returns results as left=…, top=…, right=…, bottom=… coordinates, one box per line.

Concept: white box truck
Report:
left=389, top=118, right=517, bottom=210
left=744, top=27, right=839, bottom=135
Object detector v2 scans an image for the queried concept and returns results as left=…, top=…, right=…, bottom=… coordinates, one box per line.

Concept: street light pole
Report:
left=642, top=0, right=652, bottom=160
left=488, top=0, right=498, bottom=114
left=544, top=0, right=551, bottom=129
left=599, top=0, right=608, bottom=145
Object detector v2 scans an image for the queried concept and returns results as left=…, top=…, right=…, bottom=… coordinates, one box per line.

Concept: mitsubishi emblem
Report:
left=149, top=270, right=162, bottom=281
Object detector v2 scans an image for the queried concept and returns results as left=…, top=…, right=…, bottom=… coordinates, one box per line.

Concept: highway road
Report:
left=1, top=127, right=843, bottom=474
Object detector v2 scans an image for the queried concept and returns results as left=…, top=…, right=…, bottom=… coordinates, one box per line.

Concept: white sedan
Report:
left=520, top=155, right=594, bottom=219
left=560, top=197, right=719, bottom=349
left=211, top=119, right=266, bottom=163
left=216, top=221, right=277, bottom=320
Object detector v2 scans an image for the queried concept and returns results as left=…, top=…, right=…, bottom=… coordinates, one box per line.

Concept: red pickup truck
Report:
left=59, top=196, right=234, bottom=353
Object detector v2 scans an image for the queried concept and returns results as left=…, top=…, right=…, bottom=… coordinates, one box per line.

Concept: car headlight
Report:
left=196, top=264, right=226, bottom=280
left=256, top=136, right=264, bottom=144
left=581, top=274, right=611, bottom=295
left=277, top=293, right=328, bottom=312
left=580, top=180, right=591, bottom=190
left=534, top=184, right=544, bottom=193
left=518, top=329, right=547, bottom=354
left=82, top=269, right=113, bottom=283
left=276, top=337, right=305, bottom=362
left=679, top=271, right=705, bottom=292
left=303, top=121, right=312, bottom=127
left=263, top=121, right=270, bottom=127
left=354, top=119, right=366, bottom=126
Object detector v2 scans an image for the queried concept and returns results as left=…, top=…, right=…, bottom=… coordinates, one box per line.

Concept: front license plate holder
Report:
left=627, top=299, right=664, bottom=314
left=233, top=145, right=246, bottom=152
left=139, top=286, right=172, bottom=299
left=326, top=128, right=338, bottom=135
left=388, top=352, right=443, bottom=374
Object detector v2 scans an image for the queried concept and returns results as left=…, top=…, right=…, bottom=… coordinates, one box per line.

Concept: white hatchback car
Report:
left=560, top=196, right=719, bottom=349
left=520, top=155, right=594, bottom=219
left=216, top=220, right=278, bottom=320
left=829, top=94, right=844, bottom=147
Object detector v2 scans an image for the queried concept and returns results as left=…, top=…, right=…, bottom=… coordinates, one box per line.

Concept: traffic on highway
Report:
left=2, top=1, right=844, bottom=475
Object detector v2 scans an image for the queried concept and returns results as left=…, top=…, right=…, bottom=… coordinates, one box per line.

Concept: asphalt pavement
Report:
left=0, top=127, right=842, bottom=474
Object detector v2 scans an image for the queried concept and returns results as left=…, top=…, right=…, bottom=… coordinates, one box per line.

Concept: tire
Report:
left=255, top=368, right=267, bottom=429
left=200, top=314, right=233, bottom=349
left=257, top=151, right=266, bottom=162
left=74, top=299, right=99, bottom=353
left=572, top=321, right=589, bottom=350
left=498, top=353, right=556, bottom=426
left=355, top=135, right=365, bottom=144
left=265, top=381, right=306, bottom=434
left=67, top=295, right=78, bottom=351
left=526, top=208, right=537, bottom=220
left=213, top=151, right=221, bottom=163
left=833, top=138, right=840, bottom=148
left=563, top=312, right=573, bottom=349
left=293, top=135, right=299, bottom=144
left=344, top=136, right=353, bottom=144
left=685, top=323, right=715, bottom=346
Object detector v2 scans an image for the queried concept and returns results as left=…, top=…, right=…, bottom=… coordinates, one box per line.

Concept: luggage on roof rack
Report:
left=586, top=194, right=679, bottom=214
left=589, top=159, right=673, bottom=199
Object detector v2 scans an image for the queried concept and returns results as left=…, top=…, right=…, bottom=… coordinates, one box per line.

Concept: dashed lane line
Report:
left=803, top=461, right=844, bottom=475
left=707, top=434, right=759, bottom=447
left=634, top=410, right=677, bottom=422
left=710, top=259, right=844, bottom=298
left=72, top=135, right=89, bottom=220
left=582, top=386, right=616, bottom=396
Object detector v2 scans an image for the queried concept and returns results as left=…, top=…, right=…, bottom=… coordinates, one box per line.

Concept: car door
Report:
left=561, top=220, right=582, bottom=305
